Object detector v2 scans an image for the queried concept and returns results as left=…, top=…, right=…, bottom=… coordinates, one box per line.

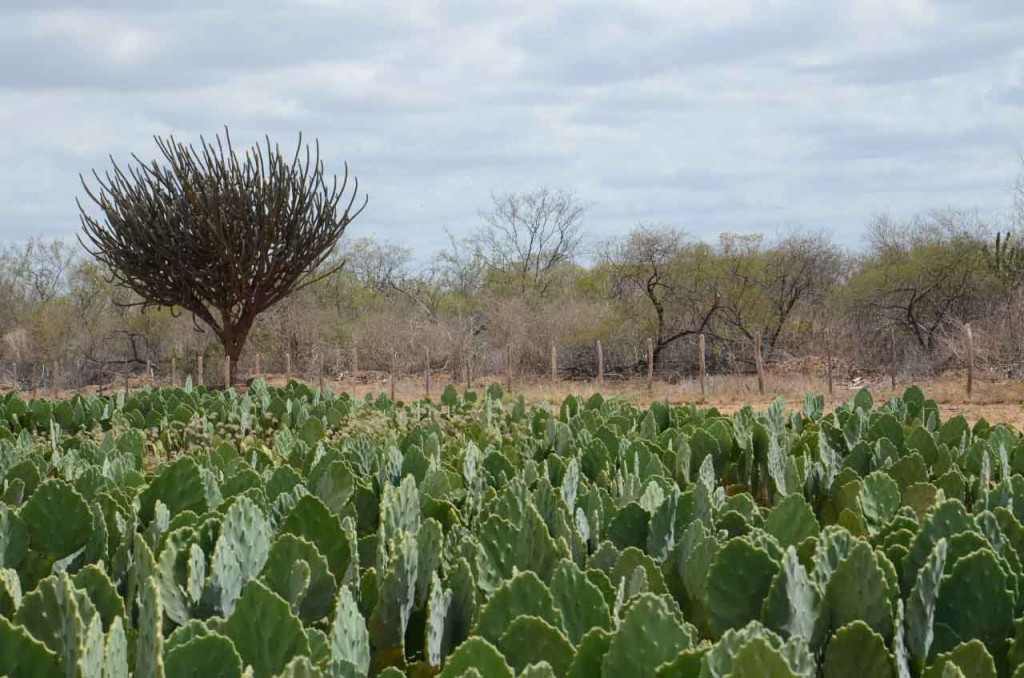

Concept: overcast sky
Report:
left=2, top=0, right=1023, bottom=257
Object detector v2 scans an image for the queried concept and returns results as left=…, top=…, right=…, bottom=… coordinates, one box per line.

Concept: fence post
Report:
left=351, top=346, right=358, bottom=376
left=825, top=330, right=833, bottom=398
left=318, top=353, right=325, bottom=393
left=550, top=342, right=557, bottom=384
left=698, top=333, right=707, bottom=398
left=52, top=360, right=59, bottom=398
left=646, top=338, right=654, bottom=391
left=466, top=352, right=472, bottom=390
left=223, top=356, right=231, bottom=389
left=171, top=355, right=177, bottom=387
left=197, top=355, right=204, bottom=387
left=254, top=353, right=261, bottom=377
left=389, top=354, right=396, bottom=401
left=285, top=352, right=291, bottom=382
left=754, top=331, right=765, bottom=395
left=507, top=343, right=513, bottom=390
left=889, top=328, right=897, bottom=390
left=425, top=346, right=432, bottom=398
left=966, top=323, right=974, bottom=400
left=596, top=340, right=604, bottom=387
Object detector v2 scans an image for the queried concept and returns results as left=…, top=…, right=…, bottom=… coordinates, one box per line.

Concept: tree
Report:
left=847, top=210, right=995, bottom=357
left=473, top=187, right=584, bottom=296
left=603, top=224, right=722, bottom=368
left=78, top=130, right=366, bottom=384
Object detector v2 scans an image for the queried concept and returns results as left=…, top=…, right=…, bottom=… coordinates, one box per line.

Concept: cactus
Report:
left=496, top=615, right=575, bottom=676
left=330, top=586, right=369, bottom=678
left=261, top=534, right=335, bottom=623
left=0, top=504, right=28, bottom=568
left=0, top=615, right=60, bottom=677
left=825, top=541, right=893, bottom=640
left=164, top=632, right=243, bottom=678
left=437, top=637, right=512, bottom=678
left=566, top=628, right=612, bottom=678
left=922, top=640, right=996, bottom=678
left=473, top=571, right=560, bottom=644
left=224, top=580, right=310, bottom=678
left=549, top=559, right=612, bottom=644
left=859, top=471, right=901, bottom=532
left=906, top=538, right=947, bottom=661
left=136, top=577, right=165, bottom=678
left=763, top=495, right=819, bottom=548
left=708, top=537, right=781, bottom=638
left=602, top=593, right=696, bottom=676
left=822, top=621, right=896, bottom=678
left=934, top=549, right=1014, bottom=656
left=19, top=479, right=93, bottom=560
left=761, top=547, right=824, bottom=649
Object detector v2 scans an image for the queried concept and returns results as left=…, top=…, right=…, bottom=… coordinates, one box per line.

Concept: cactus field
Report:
left=0, top=380, right=1023, bottom=676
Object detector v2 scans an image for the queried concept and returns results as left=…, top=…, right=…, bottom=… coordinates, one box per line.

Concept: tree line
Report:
left=2, top=186, right=1021, bottom=391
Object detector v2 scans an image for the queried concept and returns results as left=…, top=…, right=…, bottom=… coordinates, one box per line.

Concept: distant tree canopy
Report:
left=77, top=129, right=366, bottom=383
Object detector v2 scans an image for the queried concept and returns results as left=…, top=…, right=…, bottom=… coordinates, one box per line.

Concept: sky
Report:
left=1, top=0, right=1024, bottom=258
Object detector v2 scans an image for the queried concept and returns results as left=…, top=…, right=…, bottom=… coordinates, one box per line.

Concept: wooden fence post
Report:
left=351, top=346, right=358, bottom=376
left=52, top=361, right=59, bottom=398
left=223, top=356, right=231, bottom=389
left=966, top=323, right=974, bottom=400
left=318, top=353, right=325, bottom=393
left=506, top=343, right=513, bottom=391
left=285, top=352, right=291, bottom=382
left=31, top=364, right=38, bottom=399
left=254, top=353, right=261, bottom=376
left=466, top=352, right=472, bottom=390
left=825, top=330, right=833, bottom=398
left=197, top=355, right=204, bottom=387
left=698, top=333, right=706, bottom=398
left=646, top=338, right=654, bottom=391
left=389, top=354, right=396, bottom=401
left=550, top=342, right=557, bottom=384
left=596, top=340, right=604, bottom=387
left=171, top=355, right=177, bottom=387
left=889, top=328, right=897, bottom=390
left=754, top=331, right=765, bottom=395
left=425, top=346, right=432, bottom=398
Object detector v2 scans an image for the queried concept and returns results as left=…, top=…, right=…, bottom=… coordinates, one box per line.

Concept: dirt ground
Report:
left=22, top=369, right=1024, bottom=429
left=290, top=369, right=1024, bottom=429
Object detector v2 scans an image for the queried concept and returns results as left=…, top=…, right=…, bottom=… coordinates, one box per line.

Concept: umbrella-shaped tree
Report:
left=78, top=129, right=366, bottom=384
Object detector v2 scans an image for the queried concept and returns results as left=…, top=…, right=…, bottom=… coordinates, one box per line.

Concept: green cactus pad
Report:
left=708, top=537, right=782, bottom=637
left=138, top=456, right=209, bottom=524
left=730, top=637, right=801, bottom=677
left=906, top=538, right=947, bottom=661
left=566, top=628, right=612, bottom=678
left=550, top=559, right=613, bottom=644
left=18, top=479, right=92, bottom=560
left=0, top=504, right=28, bottom=568
left=922, top=640, right=996, bottom=678
left=225, top=579, right=310, bottom=678
left=859, top=471, right=901, bottom=531
left=261, top=533, right=335, bottom=622
left=825, top=541, right=893, bottom=640
left=473, top=570, right=561, bottom=644
left=602, top=593, right=694, bottom=677
left=764, top=495, right=819, bottom=548
left=438, top=637, right=513, bottom=678
left=933, top=549, right=1014, bottom=656
left=164, top=633, right=243, bottom=678
left=761, top=547, right=823, bottom=648
left=495, top=615, right=575, bottom=676
left=330, top=586, right=370, bottom=678
left=0, top=615, right=60, bottom=677
left=822, top=621, right=896, bottom=678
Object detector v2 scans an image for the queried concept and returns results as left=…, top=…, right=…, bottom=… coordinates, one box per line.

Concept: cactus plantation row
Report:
left=0, top=380, right=1021, bottom=676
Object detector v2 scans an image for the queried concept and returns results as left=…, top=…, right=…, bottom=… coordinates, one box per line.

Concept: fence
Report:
left=0, top=326, right=982, bottom=400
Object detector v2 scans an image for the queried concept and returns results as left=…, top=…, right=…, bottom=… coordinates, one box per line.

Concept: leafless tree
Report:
left=474, top=187, right=584, bottom=295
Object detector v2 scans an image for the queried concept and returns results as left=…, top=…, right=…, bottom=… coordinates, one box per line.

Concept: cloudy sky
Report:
left=2, top=0, right=1023, bottom=257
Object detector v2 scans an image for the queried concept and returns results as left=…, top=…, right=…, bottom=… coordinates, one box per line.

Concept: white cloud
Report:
left=0, top=0, right=1022, bottom=252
